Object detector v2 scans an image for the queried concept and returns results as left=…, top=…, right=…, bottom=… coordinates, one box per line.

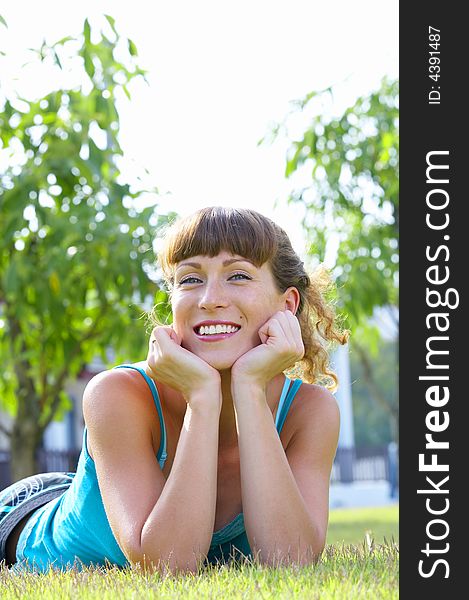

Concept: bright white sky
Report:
left=1, top=0, right=398, bottom=258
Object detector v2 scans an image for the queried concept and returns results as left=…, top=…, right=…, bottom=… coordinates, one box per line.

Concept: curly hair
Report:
left=152, top=206, right=348, bottom=390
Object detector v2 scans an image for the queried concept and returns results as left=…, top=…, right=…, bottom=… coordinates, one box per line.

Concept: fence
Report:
left=0, top=449, right=81, bottom=490
left=1, top=445, right=396, bottom=491
left=331, top=445, right=394, bottom=484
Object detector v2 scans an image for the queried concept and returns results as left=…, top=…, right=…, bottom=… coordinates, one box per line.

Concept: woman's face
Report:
left=171, top=251, right=296, bottom=371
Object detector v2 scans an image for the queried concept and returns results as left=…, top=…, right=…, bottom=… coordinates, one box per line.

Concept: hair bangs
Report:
left=159, top=207, right=278, bottom=283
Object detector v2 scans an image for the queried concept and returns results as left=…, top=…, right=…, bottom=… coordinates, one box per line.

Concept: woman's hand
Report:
left=145, top=326, right=221, bottom=408
left=231, top=310, right=305, bottom=391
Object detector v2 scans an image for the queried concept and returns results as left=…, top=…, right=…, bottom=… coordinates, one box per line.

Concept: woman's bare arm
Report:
left=229, top=310, right=337, bottom=565
left=83, top=369, right=221, bottom=574
left=233, top=382, right=339, bottom=566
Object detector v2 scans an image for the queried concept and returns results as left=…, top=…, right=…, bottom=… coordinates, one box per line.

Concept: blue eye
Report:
left=179, top=276, right=202, bottom=285
left=178, top=272, right=252, bottom=285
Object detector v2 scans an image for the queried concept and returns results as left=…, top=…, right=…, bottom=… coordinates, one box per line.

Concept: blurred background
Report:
left=0, top=1, right=398, bottom=509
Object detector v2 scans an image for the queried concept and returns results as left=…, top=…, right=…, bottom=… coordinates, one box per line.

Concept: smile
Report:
left=193, top=321, right=241, bottom=341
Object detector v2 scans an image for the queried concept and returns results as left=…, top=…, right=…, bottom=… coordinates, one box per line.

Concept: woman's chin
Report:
left=204, top=356, right=238, bottom=371
left=183, top=340, right=255, bottom=372
left=197, top=349, right=246, bottom=372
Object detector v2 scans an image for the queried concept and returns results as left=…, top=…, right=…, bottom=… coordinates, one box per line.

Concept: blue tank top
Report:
left=16, top=365, right=303, bottom=571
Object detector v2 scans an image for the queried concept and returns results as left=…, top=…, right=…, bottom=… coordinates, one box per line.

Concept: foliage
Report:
left=265, top=78, right=399, bottom=438
left=269, top=78, right=399, bottom=338
left=350, top=340, right=397, bottom=445
left=0, top=17, right=172, bottom=438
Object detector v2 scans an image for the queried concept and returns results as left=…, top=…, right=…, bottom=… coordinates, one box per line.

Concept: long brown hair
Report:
left=153, top=206, right=348, bottom=390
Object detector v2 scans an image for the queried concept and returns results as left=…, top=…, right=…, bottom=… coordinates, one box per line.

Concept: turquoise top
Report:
left=16, top=365, right=302, bottom=571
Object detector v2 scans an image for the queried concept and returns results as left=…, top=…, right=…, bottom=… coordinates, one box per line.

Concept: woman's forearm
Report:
left=233, top=383, right=323, bottom=565
left=139, top=392, right=221, bottom=573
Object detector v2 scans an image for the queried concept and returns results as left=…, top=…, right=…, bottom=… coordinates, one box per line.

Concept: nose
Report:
left=198, top=279, right=229, bottom=311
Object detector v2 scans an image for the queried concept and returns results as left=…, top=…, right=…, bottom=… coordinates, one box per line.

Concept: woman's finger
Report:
left=152, top=326, right=180, bottom=349
left=284, top=310, right=304, bottom=354
left=259, top=312, right=293, bottom=344
left=272, top=310, right=304, bottom=361
left=270, top=310, right=298, bottom=347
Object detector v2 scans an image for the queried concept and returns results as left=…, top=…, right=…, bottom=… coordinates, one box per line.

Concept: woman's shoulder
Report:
left=82, top=362, right=162, bottom=460
left=290, top=381, right=340, bottom=433
left=281, top=382, right=340, bottom=461
left=296, top=381, right=338, bottom=405
left=86, top=360, right=150, bottom=387
left=82, top=361, right=155, bottom=422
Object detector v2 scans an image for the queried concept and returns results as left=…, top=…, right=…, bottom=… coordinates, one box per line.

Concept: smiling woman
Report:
left=167, top=251, right=294, bottom=374
left=1, top=206, right=348, bottom=575
left=155, top=207, right=347, bottom=386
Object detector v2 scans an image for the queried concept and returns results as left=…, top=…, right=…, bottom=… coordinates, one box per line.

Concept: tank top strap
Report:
left=113, top=364, right=168, bottom=469
left=275, top=377, right=303, bottom=434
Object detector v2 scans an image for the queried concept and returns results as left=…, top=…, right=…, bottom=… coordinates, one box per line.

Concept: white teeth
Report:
left=197, top=324, right=240, bottom=335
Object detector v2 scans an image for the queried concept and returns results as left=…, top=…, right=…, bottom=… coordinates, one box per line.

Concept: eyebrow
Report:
left=176, top=258, right=256, bottom=269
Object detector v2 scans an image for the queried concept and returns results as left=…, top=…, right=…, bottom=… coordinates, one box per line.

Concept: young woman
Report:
left=1, top=206, right=347, bottom=574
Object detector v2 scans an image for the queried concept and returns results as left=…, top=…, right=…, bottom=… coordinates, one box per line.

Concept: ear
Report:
left=283, top=287, right=301, bottom=315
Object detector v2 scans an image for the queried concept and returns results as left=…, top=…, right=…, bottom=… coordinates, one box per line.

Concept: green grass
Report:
left=327, top=505, right=399, bottom=545
left=0, top=506, right=399, bottom=599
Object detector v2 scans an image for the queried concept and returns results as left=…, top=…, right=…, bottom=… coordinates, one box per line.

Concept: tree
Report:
left=0, top=16, right=172, bottom=479
left=267, top=78, right=399, bottom=438
left=350, top=339, right=397, bottom=446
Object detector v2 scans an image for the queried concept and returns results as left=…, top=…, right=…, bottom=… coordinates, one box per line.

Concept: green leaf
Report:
left=122, top=84, right=131, bottom=100
left=53, top=49, right=63, bottom=70
left=0, top=14, right=7, bottom=28
left=128, top=39, right=138, bottom=57
left=104, top=14, right=116, bottom=31
left=83, top=19, right=91, bottom=46
left=53, top=35, right=73, bottom=47
left=83, top=51, right=95, bottom=80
